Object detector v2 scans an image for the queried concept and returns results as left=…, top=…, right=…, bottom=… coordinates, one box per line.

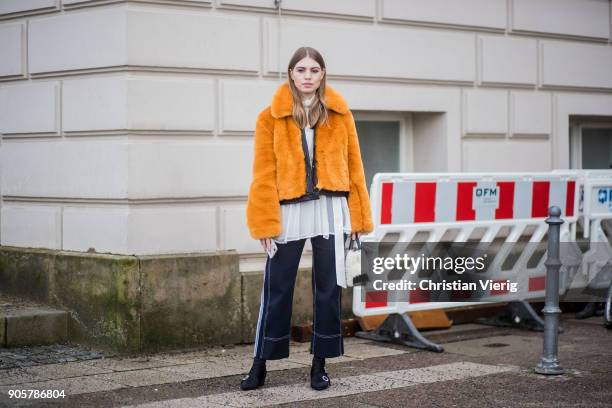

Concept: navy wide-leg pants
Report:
left=253, top=234, right=346, bottom=360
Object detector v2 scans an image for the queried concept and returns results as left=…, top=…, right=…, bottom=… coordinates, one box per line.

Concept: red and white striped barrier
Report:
left=378, top=176, right=576, bottom=227
left=353, top=172, right=580, bottom=317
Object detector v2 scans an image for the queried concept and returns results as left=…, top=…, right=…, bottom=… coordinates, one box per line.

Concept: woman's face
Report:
left=290, top=57, right=325, bottom=97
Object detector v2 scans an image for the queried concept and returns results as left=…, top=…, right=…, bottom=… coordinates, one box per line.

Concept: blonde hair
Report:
left=287, top=47, right=330, bottom=129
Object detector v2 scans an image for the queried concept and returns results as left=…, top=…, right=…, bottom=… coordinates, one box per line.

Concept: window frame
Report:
left=352, top=111, right=413, bottom=174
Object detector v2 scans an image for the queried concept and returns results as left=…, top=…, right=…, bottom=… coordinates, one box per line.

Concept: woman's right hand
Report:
left=260, top=238, right=273, bottom=252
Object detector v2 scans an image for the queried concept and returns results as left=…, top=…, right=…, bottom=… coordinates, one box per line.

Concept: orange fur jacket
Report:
left=246, top=81, right=374, bottom=240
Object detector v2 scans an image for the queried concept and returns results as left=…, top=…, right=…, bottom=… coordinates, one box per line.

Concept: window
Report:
left=355, top=120, right=401, bottom=190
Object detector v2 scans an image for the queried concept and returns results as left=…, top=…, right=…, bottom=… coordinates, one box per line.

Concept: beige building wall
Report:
left=0, top=0, right=611, bottom=267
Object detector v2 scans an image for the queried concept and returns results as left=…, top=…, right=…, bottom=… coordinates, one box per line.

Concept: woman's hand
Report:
left=260, top=238, right=274, bottom=252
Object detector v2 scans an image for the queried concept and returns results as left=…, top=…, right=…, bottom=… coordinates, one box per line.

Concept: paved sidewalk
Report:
left=0, top=315, right=610, bottom=407
left=0, top=344, right=108, bottom=370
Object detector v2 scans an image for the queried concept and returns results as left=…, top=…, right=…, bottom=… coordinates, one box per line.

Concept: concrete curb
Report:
left=1, top=307, right=68, bottom=347
left=0, top=247, right=244, bottom=353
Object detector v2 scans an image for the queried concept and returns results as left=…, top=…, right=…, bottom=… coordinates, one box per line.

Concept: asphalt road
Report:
left=1, top=315, right=610, bottom=408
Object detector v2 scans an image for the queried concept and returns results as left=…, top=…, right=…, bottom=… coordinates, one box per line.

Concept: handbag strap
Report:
left=348, top=235, right=361, bottom=250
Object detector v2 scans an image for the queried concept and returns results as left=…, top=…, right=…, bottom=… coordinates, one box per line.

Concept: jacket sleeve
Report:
left=246, top=108, right=282, bottom=240
left=345, top=109, right=374, bottom=234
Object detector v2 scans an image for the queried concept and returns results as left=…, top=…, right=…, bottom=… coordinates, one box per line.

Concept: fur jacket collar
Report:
left=270, top=81, right=349, bottom=118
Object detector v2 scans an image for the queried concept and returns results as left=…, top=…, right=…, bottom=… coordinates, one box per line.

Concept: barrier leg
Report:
left=355, top=313, right=444, bottom=352
left=476, top=300, right=555, bottom=332
left=575, top=302, right=605, bottom=319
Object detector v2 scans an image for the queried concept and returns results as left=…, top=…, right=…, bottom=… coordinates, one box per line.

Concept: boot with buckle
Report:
left=310, top=356, right=330, bottom=390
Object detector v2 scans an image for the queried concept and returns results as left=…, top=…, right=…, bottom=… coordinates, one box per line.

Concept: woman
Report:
left=242, top=46, right=373, bottom=391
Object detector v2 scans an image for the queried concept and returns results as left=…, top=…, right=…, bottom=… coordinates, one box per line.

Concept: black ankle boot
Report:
left=240, top=357, right=267, bottom=391
left=310, top=356, right=330, bottom=390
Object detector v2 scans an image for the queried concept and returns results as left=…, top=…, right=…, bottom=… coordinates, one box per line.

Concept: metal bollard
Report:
left=535, top=206, right=565, bottom=375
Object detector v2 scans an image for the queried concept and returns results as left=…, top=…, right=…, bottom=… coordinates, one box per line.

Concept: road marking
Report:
left=123, top=361, right=518, bottom=408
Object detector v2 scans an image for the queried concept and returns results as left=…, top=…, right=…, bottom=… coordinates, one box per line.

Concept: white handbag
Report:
left=345, top=236, right=365, bottom=287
